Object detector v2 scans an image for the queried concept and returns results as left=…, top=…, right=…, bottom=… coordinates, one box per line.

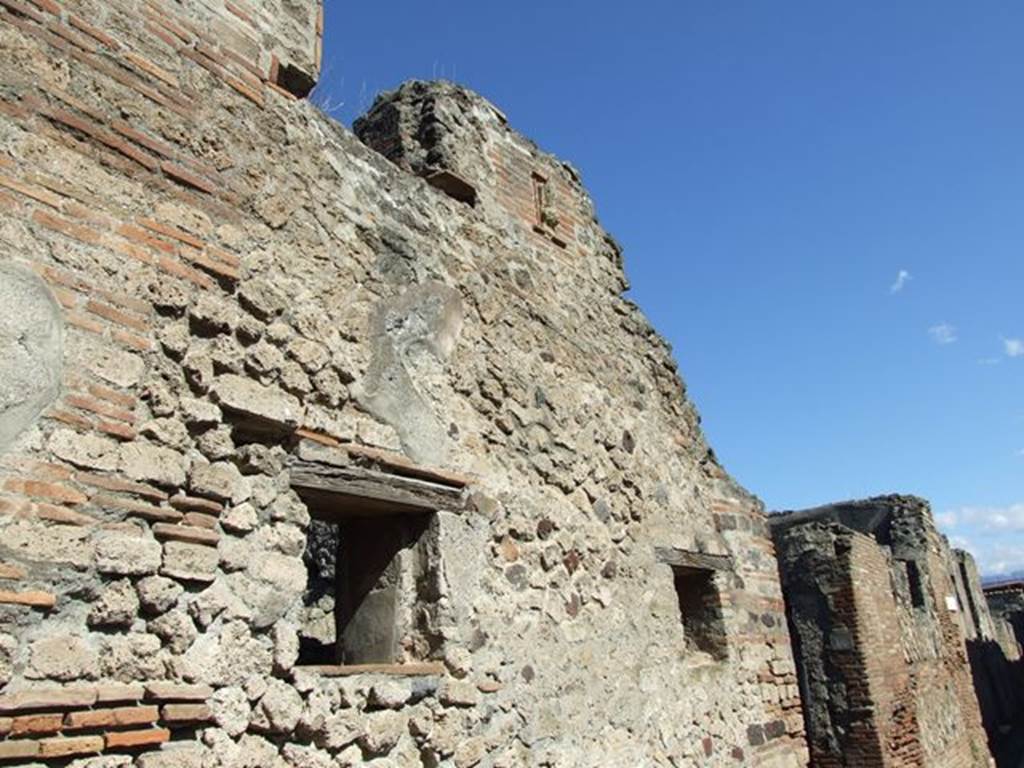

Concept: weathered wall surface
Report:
left=0, top=0, right=810, bottom=765
left=771, top=496, right=992, bottom=768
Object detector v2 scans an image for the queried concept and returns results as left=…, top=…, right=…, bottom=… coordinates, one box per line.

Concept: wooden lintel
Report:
left=289, top=460, right=466, bottom=515
left=294, top=438, right=471, bottom=489
left=299, top=662, right=445, bottom=678
left=655, top=547, right=732, bottom=572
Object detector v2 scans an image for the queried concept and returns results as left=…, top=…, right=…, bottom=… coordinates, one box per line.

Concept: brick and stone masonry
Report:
left=0, top=0, right=812, bottom=765
left=770, top=496, right=996, bottom=768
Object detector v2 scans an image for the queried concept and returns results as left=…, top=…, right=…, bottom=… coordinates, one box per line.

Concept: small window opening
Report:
left=298, top=505, right=440, bottom=666
left=959, top=562, right=983, bottom=630
left=671, top=566, right=728, bottom=660
left=273, top=59, right=317, bottom=98
left=532, top=173, right=559, bottom=230
left=905, top=561, right=926, bottom=609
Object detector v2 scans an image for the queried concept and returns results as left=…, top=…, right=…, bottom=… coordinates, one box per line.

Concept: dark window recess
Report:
left=905, top=561, right=926, bottom=609
left=298, top=508, right=441, bottom=665
left=424, top=169, right=477, bottom=206
left=959, top=562, right=982, bottom=629
left=672, top=566, right=729, bottom=659
left=274, top=61, right=316, bottom=98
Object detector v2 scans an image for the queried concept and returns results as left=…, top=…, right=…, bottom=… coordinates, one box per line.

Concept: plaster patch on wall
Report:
left=355, top=281, right=463, bottom=465
left=0, top=261, right=63, bottom=454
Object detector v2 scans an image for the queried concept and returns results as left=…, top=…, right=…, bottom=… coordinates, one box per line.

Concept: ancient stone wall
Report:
left=0, top=0, right=811, bottom=765
left=771, top=496, right=992, bottom=768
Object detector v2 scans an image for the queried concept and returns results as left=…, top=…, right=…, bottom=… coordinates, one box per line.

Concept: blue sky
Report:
left=317, top=1, right=1024, bottom=575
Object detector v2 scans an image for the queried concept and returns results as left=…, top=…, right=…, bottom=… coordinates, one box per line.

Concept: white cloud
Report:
left=928, top=323, right=957, bottom=345
left=978, top=357, right=1002, bottom=366
left=890, top=269, right=911, bottom=294
left=1004, top=337, right=1024, bottom=357
left=941, top=503, right=1024, bottom=532
left=938, top=502, right=1024, bottom=576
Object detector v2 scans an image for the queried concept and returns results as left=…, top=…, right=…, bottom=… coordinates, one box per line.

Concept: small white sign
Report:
left=945, top=595, right=959, bottom=612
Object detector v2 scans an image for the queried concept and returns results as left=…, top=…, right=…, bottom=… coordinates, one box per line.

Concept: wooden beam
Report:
left=298, top=662, right=445, bottom=678
left=289, top=461, right=467, bottom=515
left=655, top=547, right=732, bottom=572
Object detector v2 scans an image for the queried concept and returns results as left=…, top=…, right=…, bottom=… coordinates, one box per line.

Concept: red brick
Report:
left=66, top=393, right=136, bottom=423
left=104, top=727, right=170, bottom=749
left=68, top=14, right=120, bottom=49
left=26, top=0, right=58, bottom=15
left=154, top=255, right=214, bottom=289
left=76, top=473, right=167, bottom=501
left=45, top=18, right=99, bottom=53
left=110, top=120, right=177, bottom=159
left=160, top=702, right=212, bottom=723
left=183, top=512, right=218, bottom=529
left=90, top=494, right=182, bottom=523
left=124, top=52, right=179, bottom=88
left=47, top=407, right=94, bottom=430
left=0, top=0, right=44, bottom=23
left=65, top=705, right=159, bottom=730
left=96, top=420, right=137, bottom=440
left=169, top=494, right=223, bottom=515
left=225, top=74, right=264, bottom=107
left=160, top=161, right=216, bottom=195
left=87, top=383, right=136, bottom=409
left=181, top=247, right=240, bottom=281
left=32, top=501, right=97, bottom=526
left=112, top=329, right=152, bottom=352
left=11, top=713, right=63, bottom=736
left=0, top=172, right=62, bottom=208
left=2, top=477, right=87, bottom=505
left=0, top=590, right=56, bottom=609
left=0, top=563, right=27, bottom=580
left=138, top=217, right=205, bottom=249
left=152, top=522, right=219, bottom=546
left=32, top=208, right=104, bottom=245
left=116, top=222, right=176, bottom=254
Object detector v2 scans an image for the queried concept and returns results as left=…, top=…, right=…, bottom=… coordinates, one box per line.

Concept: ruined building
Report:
left=0, top=0, right=813, bottom=765
left=770, top=496, right=996, bottom=768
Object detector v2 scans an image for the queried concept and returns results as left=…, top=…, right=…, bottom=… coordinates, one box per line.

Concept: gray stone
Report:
left=0, top=261, right=63, bottom=455
left=88, top=579, right=139, bottom=628
left=161, top=541, right=219, bottom=582
left=211, top=685, right=251, bottom=737
left=254, top=678, right=303, bottom=733
left=222, top=502, right=259, bottom=533
left=210, top=374, right=302, bottom=431
left=120, top=442, right=188, bottom=487
left=48, top=428, right=119, bottom=471
left=149, top=608, right=197, bottom=654
left=96, top=531, right=162, bottom=576
left=190, top=460, right=249, bottom=503
left=136, top=575, right=183, bottom=614
left=27, top=633, right=99, bottom=680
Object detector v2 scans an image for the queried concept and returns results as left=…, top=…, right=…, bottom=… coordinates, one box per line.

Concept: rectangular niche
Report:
left=902, top=560, right=926, bottom=610
left=299, top=508, right=436, bottom=665
left=289, top=442, right=467, bottom=669
left=656, top=547, right=732, bottom=661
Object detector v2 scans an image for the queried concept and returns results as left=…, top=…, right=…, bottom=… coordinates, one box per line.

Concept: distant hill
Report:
left=982, top=570, right=1024, bottom=586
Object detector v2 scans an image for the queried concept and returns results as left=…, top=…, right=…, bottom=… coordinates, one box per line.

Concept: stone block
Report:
left=210, top=374, right=302, bottom=431
left=0, top=263, right=63, bottom=455
left=39, top=735, right=104, bottom=758
left=120, top=442, right=188, bottom=488
left=95, top=532, right=161, bottom=576
left=160, top=541, right=219, bottom=583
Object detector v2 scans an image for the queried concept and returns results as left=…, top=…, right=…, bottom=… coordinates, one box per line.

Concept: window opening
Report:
left=905, top=560, right=926, bottom=609
left=656, top=547, right=731, bottom=661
